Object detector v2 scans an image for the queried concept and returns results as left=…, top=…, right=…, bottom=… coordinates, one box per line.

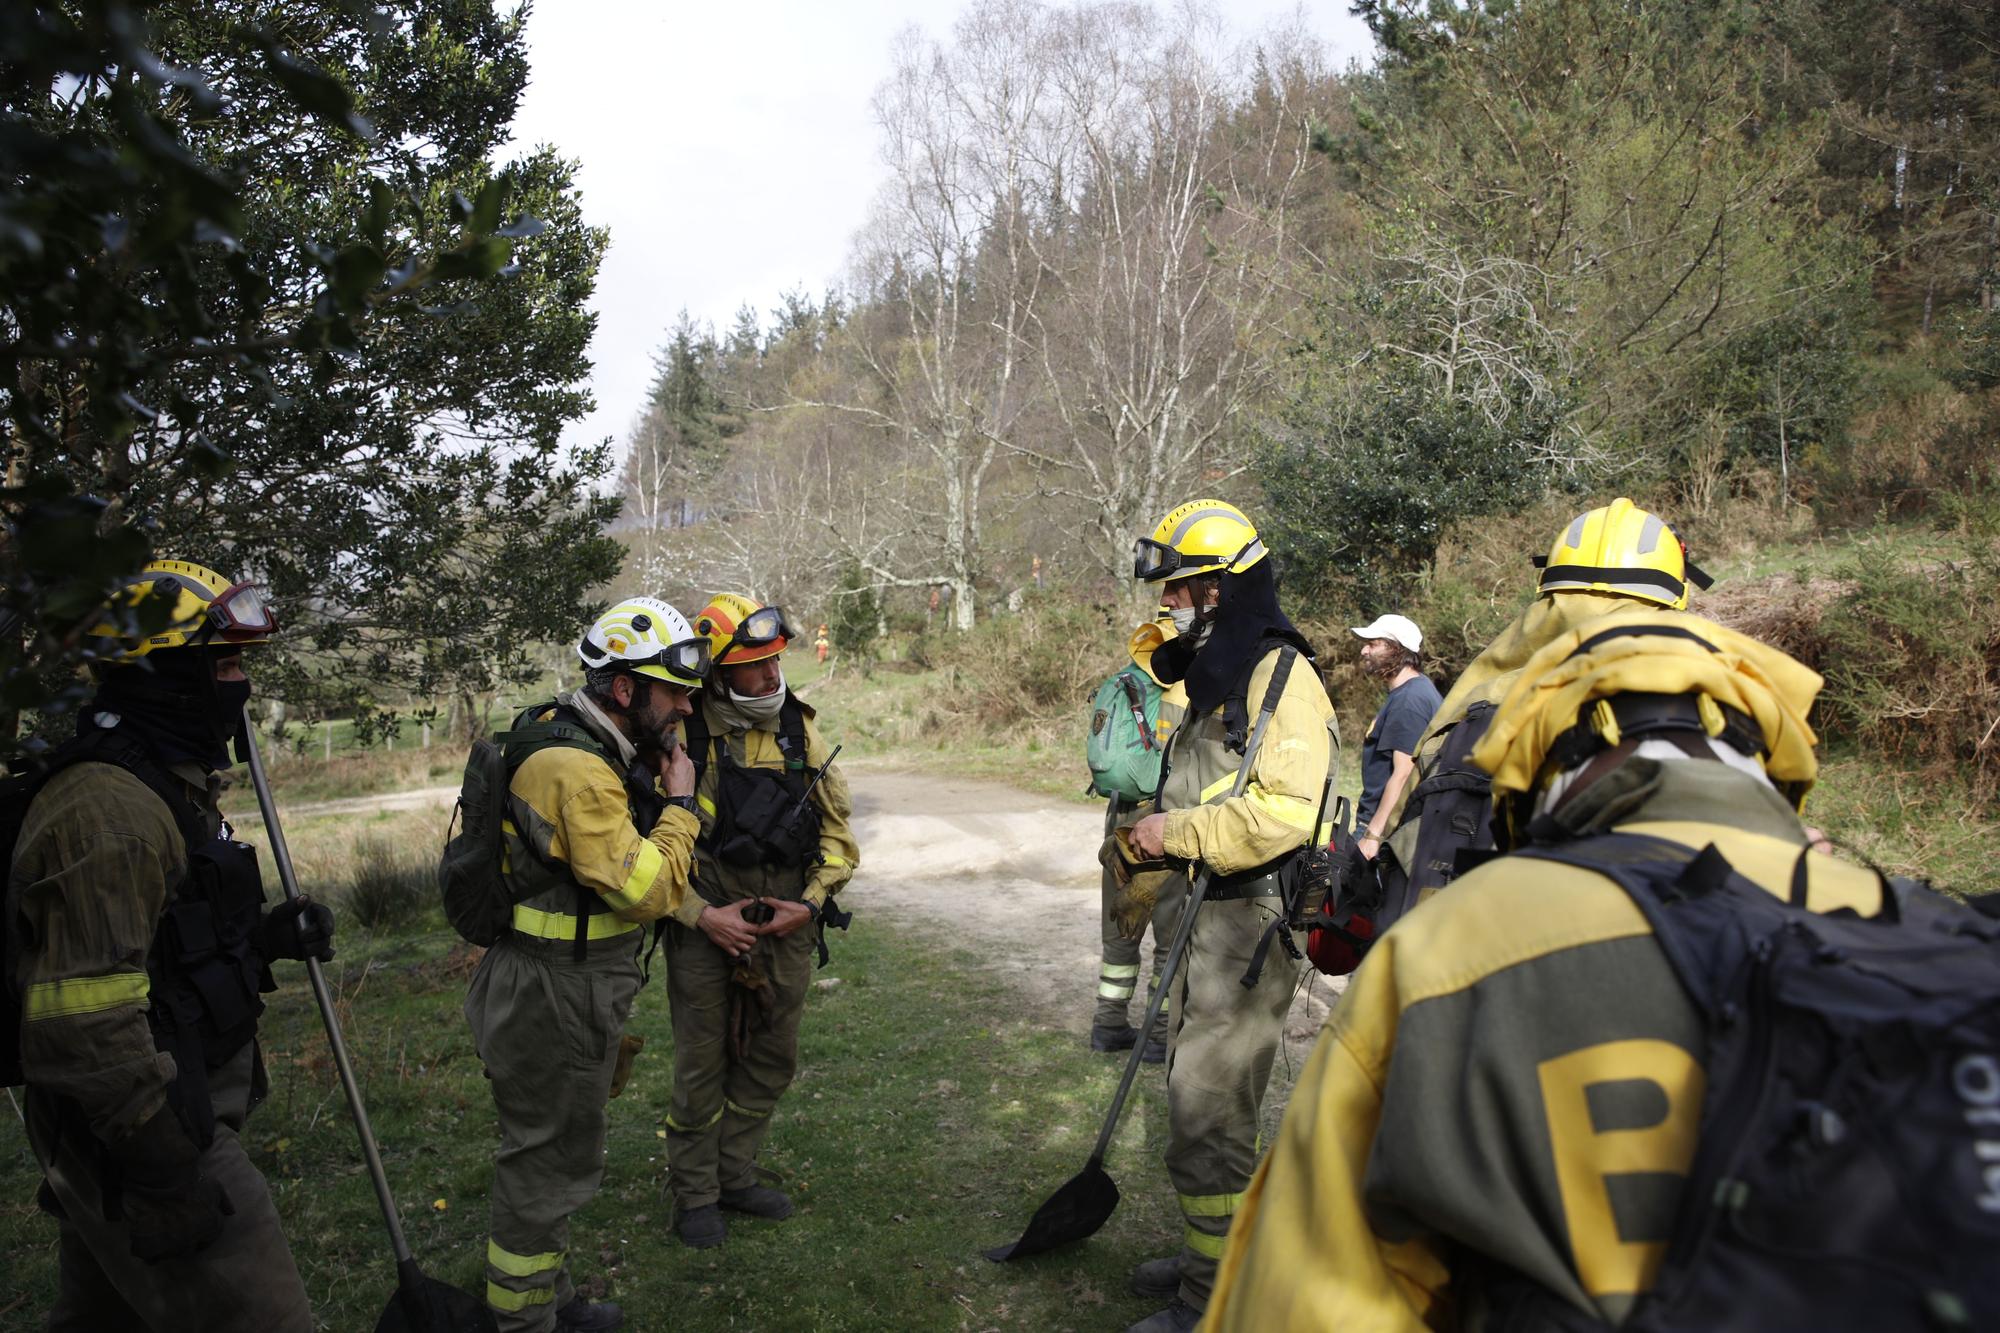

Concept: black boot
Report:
left=1090, top=1023, right=1139, bottom=1053
left=555, top=1297, right=624, bottom=1331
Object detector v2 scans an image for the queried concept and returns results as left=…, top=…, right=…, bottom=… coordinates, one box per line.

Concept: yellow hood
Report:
left=1471, top=609, right=1823, bottom=808
left=1128, top=613, right=1180, bottom=686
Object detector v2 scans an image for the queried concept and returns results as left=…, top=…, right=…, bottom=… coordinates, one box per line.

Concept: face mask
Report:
left=1168, top=607, right=1200, bottom=636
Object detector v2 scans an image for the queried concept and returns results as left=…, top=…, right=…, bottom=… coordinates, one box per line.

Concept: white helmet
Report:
left=577, top=597, right=710, bottom=686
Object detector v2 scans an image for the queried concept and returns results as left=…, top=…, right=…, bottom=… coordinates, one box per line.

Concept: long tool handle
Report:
left=239, top=712, right=415, bottom=1267
left=1084, top=696, right=1286, bottom=1166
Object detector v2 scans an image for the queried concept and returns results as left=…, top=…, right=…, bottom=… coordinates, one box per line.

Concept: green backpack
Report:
left=1086, top=666, right=1164, bottom=803
left=437, top=703, right=609, bottom=948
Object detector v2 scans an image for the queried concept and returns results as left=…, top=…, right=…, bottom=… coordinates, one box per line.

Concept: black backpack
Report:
left=1489, top=830, right=2000, bottom=1332
left=1375, top=699, right=1498, bottom=927
left=438, top=703, right=641, bottom=955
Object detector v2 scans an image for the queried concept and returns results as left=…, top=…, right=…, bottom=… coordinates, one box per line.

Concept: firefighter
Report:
left=1378, top=498, right=1711, bottom=913
left=664, top=594, right=859, bottom=1249
left=1121, top=501, right=1336, bottom=1332
left=1205, top=608, right=1872, bottom=1329
left=464, top=597, right=711, bottom=1332
left=1090, top=611, right=1189, bottom=1062
left=6, top=560, right=330, bottom=1332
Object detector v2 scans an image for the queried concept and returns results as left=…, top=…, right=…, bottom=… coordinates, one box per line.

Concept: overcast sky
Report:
left=503, top=1, right=1375, bottom=459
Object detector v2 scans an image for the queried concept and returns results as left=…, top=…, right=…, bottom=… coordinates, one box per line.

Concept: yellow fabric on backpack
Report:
left=1471, top=609, right=1823, bottom=807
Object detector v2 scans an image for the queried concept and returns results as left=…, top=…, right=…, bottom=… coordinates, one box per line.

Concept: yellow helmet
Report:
left=693, top=594, right=796, bottom=667
left=577, top=597, right=709, bottom=685
left=1472, top=610, right=1822, bottom=848
left=1133, top=499, right=1267, bottom=582
left=1534, top=498, right=1711, bottom=610
left=88, top=559, right=278, bottom=661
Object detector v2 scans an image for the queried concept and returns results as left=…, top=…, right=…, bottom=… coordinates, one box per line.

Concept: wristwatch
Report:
left=664, top=794, right=698, bottom=814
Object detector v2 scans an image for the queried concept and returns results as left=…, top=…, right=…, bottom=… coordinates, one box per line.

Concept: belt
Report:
left=1206, top=880, right=1283, bottom=903
left=510, top=903, right=639, bottom=941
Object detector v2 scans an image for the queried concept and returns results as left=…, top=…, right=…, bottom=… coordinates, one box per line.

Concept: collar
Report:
left=1546, top=758, right=1806, bottom=845
left=561, top=689, right=638, bottom=768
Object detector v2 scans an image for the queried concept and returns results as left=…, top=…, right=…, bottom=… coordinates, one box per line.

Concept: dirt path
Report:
left=845, top=768, right=1340, bottom=1048
left=236, top=765, right=1343, bottom=1048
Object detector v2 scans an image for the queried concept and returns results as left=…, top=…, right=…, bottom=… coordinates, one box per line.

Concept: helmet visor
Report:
left=728, top=605, right=797, bottom=654
left=206, top=581, right=279, bottom=640
left=1133, top=538, right=1183, bottom=582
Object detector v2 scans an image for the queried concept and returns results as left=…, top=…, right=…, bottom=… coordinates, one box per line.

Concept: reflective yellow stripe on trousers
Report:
left=510, top=903, right=638, bottom=941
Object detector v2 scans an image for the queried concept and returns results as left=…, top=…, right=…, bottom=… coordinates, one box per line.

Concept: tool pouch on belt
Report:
left=726, top=953, right=777, bottom=1061
left=609, top=1033, right=644, bottom=1099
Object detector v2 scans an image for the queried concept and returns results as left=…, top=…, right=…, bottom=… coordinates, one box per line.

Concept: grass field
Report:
left=0, top=895, right=1222, bottom=1331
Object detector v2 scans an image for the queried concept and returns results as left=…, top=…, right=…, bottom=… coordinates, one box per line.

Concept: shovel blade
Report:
left=374, top=1259, right=498, bottom=1333
left=983, top=1160, right=1120, bottom=1262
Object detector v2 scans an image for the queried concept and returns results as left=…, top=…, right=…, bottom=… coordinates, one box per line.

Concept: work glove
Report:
left=1101, top=821, right=1174, bottom=938
left=108, top=1106, right=234, bottom=1263
left=259, top=895, right=336, bottom=963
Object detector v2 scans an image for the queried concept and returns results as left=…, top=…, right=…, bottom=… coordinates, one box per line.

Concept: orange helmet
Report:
left=693, top=593, right=796, bottom=666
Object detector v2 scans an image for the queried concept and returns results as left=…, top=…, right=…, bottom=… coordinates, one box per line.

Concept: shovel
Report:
left=985, top=683, right=1287, bottom=1262
left=239, top=714, right=498, bottom=1333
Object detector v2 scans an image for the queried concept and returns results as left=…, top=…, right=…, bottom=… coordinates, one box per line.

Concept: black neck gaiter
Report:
left=90, top=649, right=247, bottom=771
left=1151, top=560, right=1314, bottom=717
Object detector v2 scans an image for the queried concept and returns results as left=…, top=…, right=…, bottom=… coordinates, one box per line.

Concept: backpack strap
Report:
left=54, top=726, right=209, bottom=857
left=1222, top=638, right=1297, bottom=754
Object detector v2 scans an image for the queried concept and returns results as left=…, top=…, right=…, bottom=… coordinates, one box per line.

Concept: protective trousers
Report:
left=26, top=1043, right=312, bottom=1333
left=465, top=933, right=641, bottom=1331
left=1165, top=891, right=1302, bottom=1311
left=1095, top=829, right=1185, bottom=1044
left=662, top=919, right=815, bottom=1211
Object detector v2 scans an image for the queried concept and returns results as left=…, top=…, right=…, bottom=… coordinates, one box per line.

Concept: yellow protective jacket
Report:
left=6, top=759, right=218, bottom=1142
left=503, top=698, right=702, bottom=939
left=1204, top=761, right=1886, bottom=1331
left=689, top=693, right=857, bottom=910
left=1159, top=644, right=1334, bottom=876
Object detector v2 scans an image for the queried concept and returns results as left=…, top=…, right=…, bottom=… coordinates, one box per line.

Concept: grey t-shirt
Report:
left=1357, top=674, right=1443, bottom=831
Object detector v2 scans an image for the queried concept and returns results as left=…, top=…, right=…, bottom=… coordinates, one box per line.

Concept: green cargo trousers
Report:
left=465, top=932, right=641, bottom=1331
left=662, top=918, right=816, bottom=1211
left=1164, top=891, right=1301, bottom=1311
left=26, top=1043, right=312, bottom=1333
left=1094, top=812, right=1185, bottom=1043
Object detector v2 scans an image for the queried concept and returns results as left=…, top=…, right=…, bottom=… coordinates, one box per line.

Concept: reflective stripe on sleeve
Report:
left=486, top=1239, right=563, bottom=1277
left=509, top=904, right=639, bottom=941
left=821, top=854, right=851, bottom=868
left=602, top=839, right=664, bottom=912
left=1245, top=785, right=1318, bottom=832
left=23, top=973, right=150, bottom=1020
left=697, top=794, right=717, bottom=817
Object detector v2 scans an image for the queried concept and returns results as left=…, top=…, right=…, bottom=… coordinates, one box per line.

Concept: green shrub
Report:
left=339, top=835, right=430, bottom=932
left=1815, top=489, right=2000, bottom=809
left=930, top=595, right=1126, bottom=735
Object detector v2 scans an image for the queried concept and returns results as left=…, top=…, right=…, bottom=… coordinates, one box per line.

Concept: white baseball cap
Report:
left=1350, top=613, right=1423, bottom=653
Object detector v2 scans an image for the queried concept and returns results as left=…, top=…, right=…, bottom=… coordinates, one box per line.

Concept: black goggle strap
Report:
left=578, top=634, right=711, bottom=682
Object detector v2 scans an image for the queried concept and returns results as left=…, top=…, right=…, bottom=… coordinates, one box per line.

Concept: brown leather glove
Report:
left=1102, top=821, right=1173, bottom=937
